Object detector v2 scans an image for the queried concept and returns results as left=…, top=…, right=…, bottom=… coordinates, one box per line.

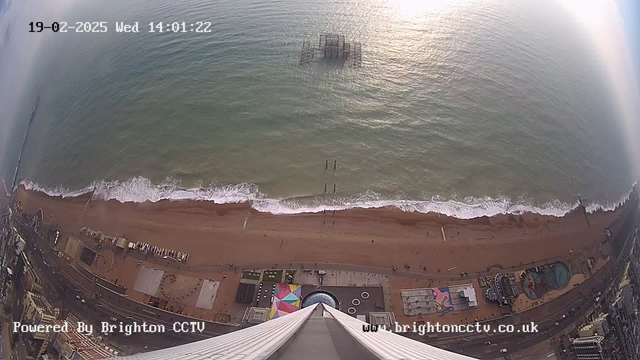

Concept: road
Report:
left=12, top=209, right=638, bottom=358
left=434, top=228, right=635, bottom=358
left=12, top=218, right=242, bottom=353
left=16, top=236, right=198, bottom=353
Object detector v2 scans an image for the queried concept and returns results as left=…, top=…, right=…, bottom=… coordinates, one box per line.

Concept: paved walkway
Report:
left=115, top=241, right=567, bottom=281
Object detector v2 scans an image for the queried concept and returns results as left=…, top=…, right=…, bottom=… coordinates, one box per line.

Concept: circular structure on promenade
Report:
left=523, top=262, right=571, bottom=299
left=361, top=291, right=370, bottom=299
left=347, top=307, right=357, bottom=315
left=352, top=298, right=360, bottom=306
left=302, top=291, right=339, bottom=309
left=160, top=274, right=201, bottom=302
left=553, top=262, right=570, bottom=288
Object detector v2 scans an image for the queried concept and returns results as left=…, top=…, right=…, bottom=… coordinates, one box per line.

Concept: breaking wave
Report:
left=19, top=177, right=634, bottom=219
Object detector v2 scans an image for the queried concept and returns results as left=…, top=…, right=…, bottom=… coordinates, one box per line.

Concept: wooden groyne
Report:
left=11, top=95, right=39, bottom=192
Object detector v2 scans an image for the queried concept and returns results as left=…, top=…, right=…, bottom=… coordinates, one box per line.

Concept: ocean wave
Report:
left=19, top=177, right=634, bottom=219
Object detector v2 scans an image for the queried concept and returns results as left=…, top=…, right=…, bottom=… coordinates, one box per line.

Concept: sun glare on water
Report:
left=386, top=0, right=471, bottom=19
left=560, top=0, right=610, bottom=27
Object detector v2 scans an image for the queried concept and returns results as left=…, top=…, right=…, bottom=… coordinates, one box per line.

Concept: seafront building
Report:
left=565, top=228, right=640, bottom=360
left=11, top=291, right=56, bottom=359
left=50, top=319, right=114, bottom=359
left=571, top=336, right=605, bottom=360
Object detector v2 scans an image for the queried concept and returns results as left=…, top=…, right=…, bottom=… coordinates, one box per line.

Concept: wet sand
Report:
left=13, top=186, right=630, bottom=275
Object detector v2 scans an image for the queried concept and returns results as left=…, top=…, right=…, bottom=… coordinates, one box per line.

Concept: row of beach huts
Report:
left=80, top=226, right=189, bottom=262
left=130, top=241, right=189, bottom=262
left=80, top=227, right=128, bottom=248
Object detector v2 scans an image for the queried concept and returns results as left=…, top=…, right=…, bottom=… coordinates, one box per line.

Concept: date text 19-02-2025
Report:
left=28, top=21, right=212, bottom=33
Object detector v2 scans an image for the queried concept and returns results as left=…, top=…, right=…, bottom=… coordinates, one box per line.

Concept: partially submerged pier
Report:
left=300, top=34, right=362, bottom=67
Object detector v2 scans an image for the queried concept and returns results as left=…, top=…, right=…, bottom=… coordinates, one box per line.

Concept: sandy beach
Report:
left=13, top=186, right=631, bottom=275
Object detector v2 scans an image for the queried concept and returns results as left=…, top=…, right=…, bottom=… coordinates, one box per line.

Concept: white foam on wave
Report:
left=584, top=188, right=633, bottom=213
left=21, top=177, right=263, bottom=204
left=251, top=193, right=578, bottom=218
left=19, top=177, right=635, bottom=220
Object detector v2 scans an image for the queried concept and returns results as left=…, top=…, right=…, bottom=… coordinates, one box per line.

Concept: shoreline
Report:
left=18, top=178, right=636, bottom=220
left=15, top=184, right=599, bottom=224
left=12, top=185, right=635, bottom=274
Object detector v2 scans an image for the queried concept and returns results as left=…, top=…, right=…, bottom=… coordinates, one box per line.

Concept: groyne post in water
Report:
left=333, top=160, right=336, bottom=171
left=325, top=160, right=328, bottom=170
left=333, top=184, right=336, bottom=194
